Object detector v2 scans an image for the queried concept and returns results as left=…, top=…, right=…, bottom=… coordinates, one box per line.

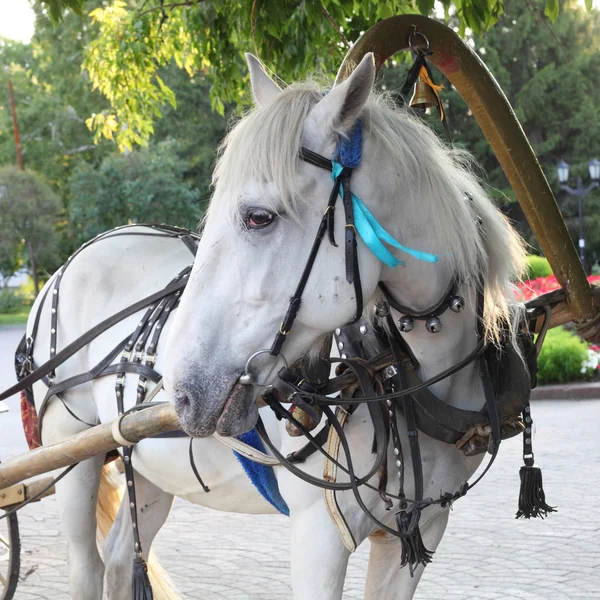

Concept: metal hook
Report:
left=408, top=27, right=431, bottom=56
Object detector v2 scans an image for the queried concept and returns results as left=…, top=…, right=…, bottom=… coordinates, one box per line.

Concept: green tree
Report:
left=36, top=0, right=567, bottom=151
left=0, top=238, right=21, bottom=287
left=69, top=139, right=202, bottom=243
left=0, top=166, right=61, bottom=294
left=0, top=3, right=110, bottom=199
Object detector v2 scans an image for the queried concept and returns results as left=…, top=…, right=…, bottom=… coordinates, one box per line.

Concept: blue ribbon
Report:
left=331, top=162, right=439, bottom=268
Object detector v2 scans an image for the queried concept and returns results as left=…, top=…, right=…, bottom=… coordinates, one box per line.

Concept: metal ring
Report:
left=111, top=413, right=135, bottom=447
left=408, top=29, right=431, bottom=55
left=240, top=349, right=289, bottom=390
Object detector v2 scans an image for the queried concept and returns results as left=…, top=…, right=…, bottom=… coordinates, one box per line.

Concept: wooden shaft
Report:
left=0, top=403, right=181, bottom=490
left=336, top=15, right=595, bottom=324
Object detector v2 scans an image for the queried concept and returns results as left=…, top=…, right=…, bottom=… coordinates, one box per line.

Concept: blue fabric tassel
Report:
left=234, top=429, right=289, bottom=516
left=331, top=162, right=439, bottom=268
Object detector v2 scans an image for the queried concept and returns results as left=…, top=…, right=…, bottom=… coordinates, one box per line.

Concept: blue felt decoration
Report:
left=336, top=119, right=363, bottom=169
left=234, top=429, right=289, bottom=516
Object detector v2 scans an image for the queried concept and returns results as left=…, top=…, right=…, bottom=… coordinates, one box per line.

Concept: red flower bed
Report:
left=516, top=275, right=600, bottom=301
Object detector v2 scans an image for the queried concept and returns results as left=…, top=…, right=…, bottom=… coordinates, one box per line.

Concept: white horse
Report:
left=26, top=53, right=526, bottom=600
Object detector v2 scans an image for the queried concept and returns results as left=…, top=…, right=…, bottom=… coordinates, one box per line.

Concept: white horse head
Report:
left=164, top=53, right=526, bottom=437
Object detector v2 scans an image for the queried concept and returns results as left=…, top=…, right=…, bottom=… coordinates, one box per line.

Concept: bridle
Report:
left=268, top=144, right=365, bottom=358
left=235, top=122, right=509, bottom=572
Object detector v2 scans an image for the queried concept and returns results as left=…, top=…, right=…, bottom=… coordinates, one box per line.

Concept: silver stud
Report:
left=51, top=328, right=56, bottom=334
left=525, top=438, right=531, bottom=445
left=132, top=522, right=136, bottom=528
left=53, top=289, right=57, bottom=295
left=525, top=427, right=531, bottom=434
left=389, top=410, right=394, bottom=418
left=398, top=316, right=414, bottom=333
left=130, top=502, right=135, bottom=508
left=341, top=353, right=347, bottom=359
left=128, top=480, right=133, bottom=487
left=359, top=325, right=367, bottom=335
left=51, top=308, right=56, bottom=314
left=338, top=341, right=344, bottom=351
left=425, top=316, right=442, bottom=334
left=50, top=348, right=55, bottom=354
left=394, top=448, right=399, bottom=456
left=123, top=454, right=129, bottom=462
left=135, top=543, right=140, bottom=551
left=395, top=460, right=401, bottom=468
left=239, top=373, right=254, bottom=385
left=335, top=328, right=341, bottom=336
left=386, top=399, right=392, bottom=407
left=449, top=296, right=465, bottom=313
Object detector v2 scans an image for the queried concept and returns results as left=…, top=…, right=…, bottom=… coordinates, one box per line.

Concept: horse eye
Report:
left=246, top=209, right=275, bottom=229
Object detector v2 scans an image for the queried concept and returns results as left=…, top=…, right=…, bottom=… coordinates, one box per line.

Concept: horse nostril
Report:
left=175, top=391, right=191, bottom=411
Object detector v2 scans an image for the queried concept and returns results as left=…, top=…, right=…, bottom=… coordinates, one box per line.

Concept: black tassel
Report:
left=132, top=555, right=153, bottom=600
left=516, top=464, right=556, bottom=519
left=396, top=510, right=434, bottom=576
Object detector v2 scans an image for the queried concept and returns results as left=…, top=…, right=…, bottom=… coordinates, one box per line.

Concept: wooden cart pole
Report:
left=0, top=403, right=181, bottom=490
left=336, top=15, right=596, bottom=324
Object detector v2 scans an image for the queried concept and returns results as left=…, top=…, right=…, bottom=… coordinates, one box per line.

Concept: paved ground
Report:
left=1, top=325, right=599, bottom=599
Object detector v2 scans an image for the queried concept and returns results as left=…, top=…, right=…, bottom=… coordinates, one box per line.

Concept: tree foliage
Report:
left=34, top=0, right=573, bottom=151
left=69, top=139, right=202, bottom=244
left=0, top=166, right=61, bottom=293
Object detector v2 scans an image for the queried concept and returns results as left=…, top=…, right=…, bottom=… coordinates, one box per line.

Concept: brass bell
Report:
left=409, top=78, right=438, bottom=112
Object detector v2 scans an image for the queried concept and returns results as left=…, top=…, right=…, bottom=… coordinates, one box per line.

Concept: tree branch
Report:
left=137, top=0, right=205, bottom=19
left=320, top=3, right=350, bottom=48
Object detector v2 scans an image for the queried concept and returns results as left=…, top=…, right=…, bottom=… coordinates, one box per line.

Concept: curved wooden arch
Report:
left=336, top=14, right=595, bottom=323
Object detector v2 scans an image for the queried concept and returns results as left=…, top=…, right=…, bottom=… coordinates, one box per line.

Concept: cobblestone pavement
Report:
left=1, top=326, right=599, bottom=599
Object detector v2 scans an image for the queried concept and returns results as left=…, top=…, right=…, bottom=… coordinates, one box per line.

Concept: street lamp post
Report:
left=556, top=158, right=600, bottom=267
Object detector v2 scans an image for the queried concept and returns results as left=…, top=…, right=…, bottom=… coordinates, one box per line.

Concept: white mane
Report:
left=211, top=80, right=527, bottom=344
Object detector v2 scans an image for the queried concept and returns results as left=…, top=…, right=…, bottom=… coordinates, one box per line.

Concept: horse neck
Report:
left=381, top=265, right=484, bottom=413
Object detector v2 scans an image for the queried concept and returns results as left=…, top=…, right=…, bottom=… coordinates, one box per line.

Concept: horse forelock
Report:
left=209, top=80, right=527, bottom=345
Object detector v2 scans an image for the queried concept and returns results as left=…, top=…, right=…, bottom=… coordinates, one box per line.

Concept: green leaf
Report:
left=416, top=0, right=435, bottom=15
left=585, top=0, right=593, bottom=11
left=544, top=0, right=559, bottom=22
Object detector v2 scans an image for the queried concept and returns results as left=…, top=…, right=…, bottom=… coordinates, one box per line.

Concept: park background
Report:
left=1, top=0, right=600, bottom=384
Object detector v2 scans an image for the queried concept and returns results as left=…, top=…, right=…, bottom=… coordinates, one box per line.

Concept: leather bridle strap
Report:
left=269, top=147, right=363, bottom=356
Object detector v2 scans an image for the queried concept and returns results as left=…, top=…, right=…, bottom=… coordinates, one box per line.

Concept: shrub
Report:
left=525, top=255, right=553, bottom=280
left=0, top=290, right=23, bottom=314
left=537, top=327, right=593, bottom=385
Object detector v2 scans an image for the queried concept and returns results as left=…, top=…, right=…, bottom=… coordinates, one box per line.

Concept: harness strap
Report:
left=379, top=278, right=457, bottom=319
left=0, top=278, right=188, bottom=404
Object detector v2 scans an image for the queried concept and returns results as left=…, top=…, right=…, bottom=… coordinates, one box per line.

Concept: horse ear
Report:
left=245, top=53, right=282, bottom=108
left=309, top=53, right=375, bottom=138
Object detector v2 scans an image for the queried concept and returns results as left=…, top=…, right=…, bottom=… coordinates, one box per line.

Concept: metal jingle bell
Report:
left=449, top=295, right=465, bottom=313
left=425, top=316, right=442, bottom=333
left=410, top=78, right=438, bottom=112
left=398, top=316, right=415, bottom=333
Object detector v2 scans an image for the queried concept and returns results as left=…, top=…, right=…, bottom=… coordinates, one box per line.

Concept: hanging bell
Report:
left=410, top=78, right=438, bottom=113
left=398, top=316, right=415, bottom=333
left=425, top=316, right=442, bottom=333
left=449, top=295, right=465, bottom=313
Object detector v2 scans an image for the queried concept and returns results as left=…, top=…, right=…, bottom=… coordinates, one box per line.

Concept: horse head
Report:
left=164, top=53, right=526, bottom=437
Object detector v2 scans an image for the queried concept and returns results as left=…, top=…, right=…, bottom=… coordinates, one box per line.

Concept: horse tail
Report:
left=96, top=462, right=181, bottom=600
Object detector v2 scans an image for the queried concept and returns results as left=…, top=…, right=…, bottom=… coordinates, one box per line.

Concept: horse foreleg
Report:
left=104, top=468, right=174, bottom=600
left=56, top=454, right=106, bottom=600
left=289, top=500, right=351, bottom=600
left=364, top=508, right=450, bottom=600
